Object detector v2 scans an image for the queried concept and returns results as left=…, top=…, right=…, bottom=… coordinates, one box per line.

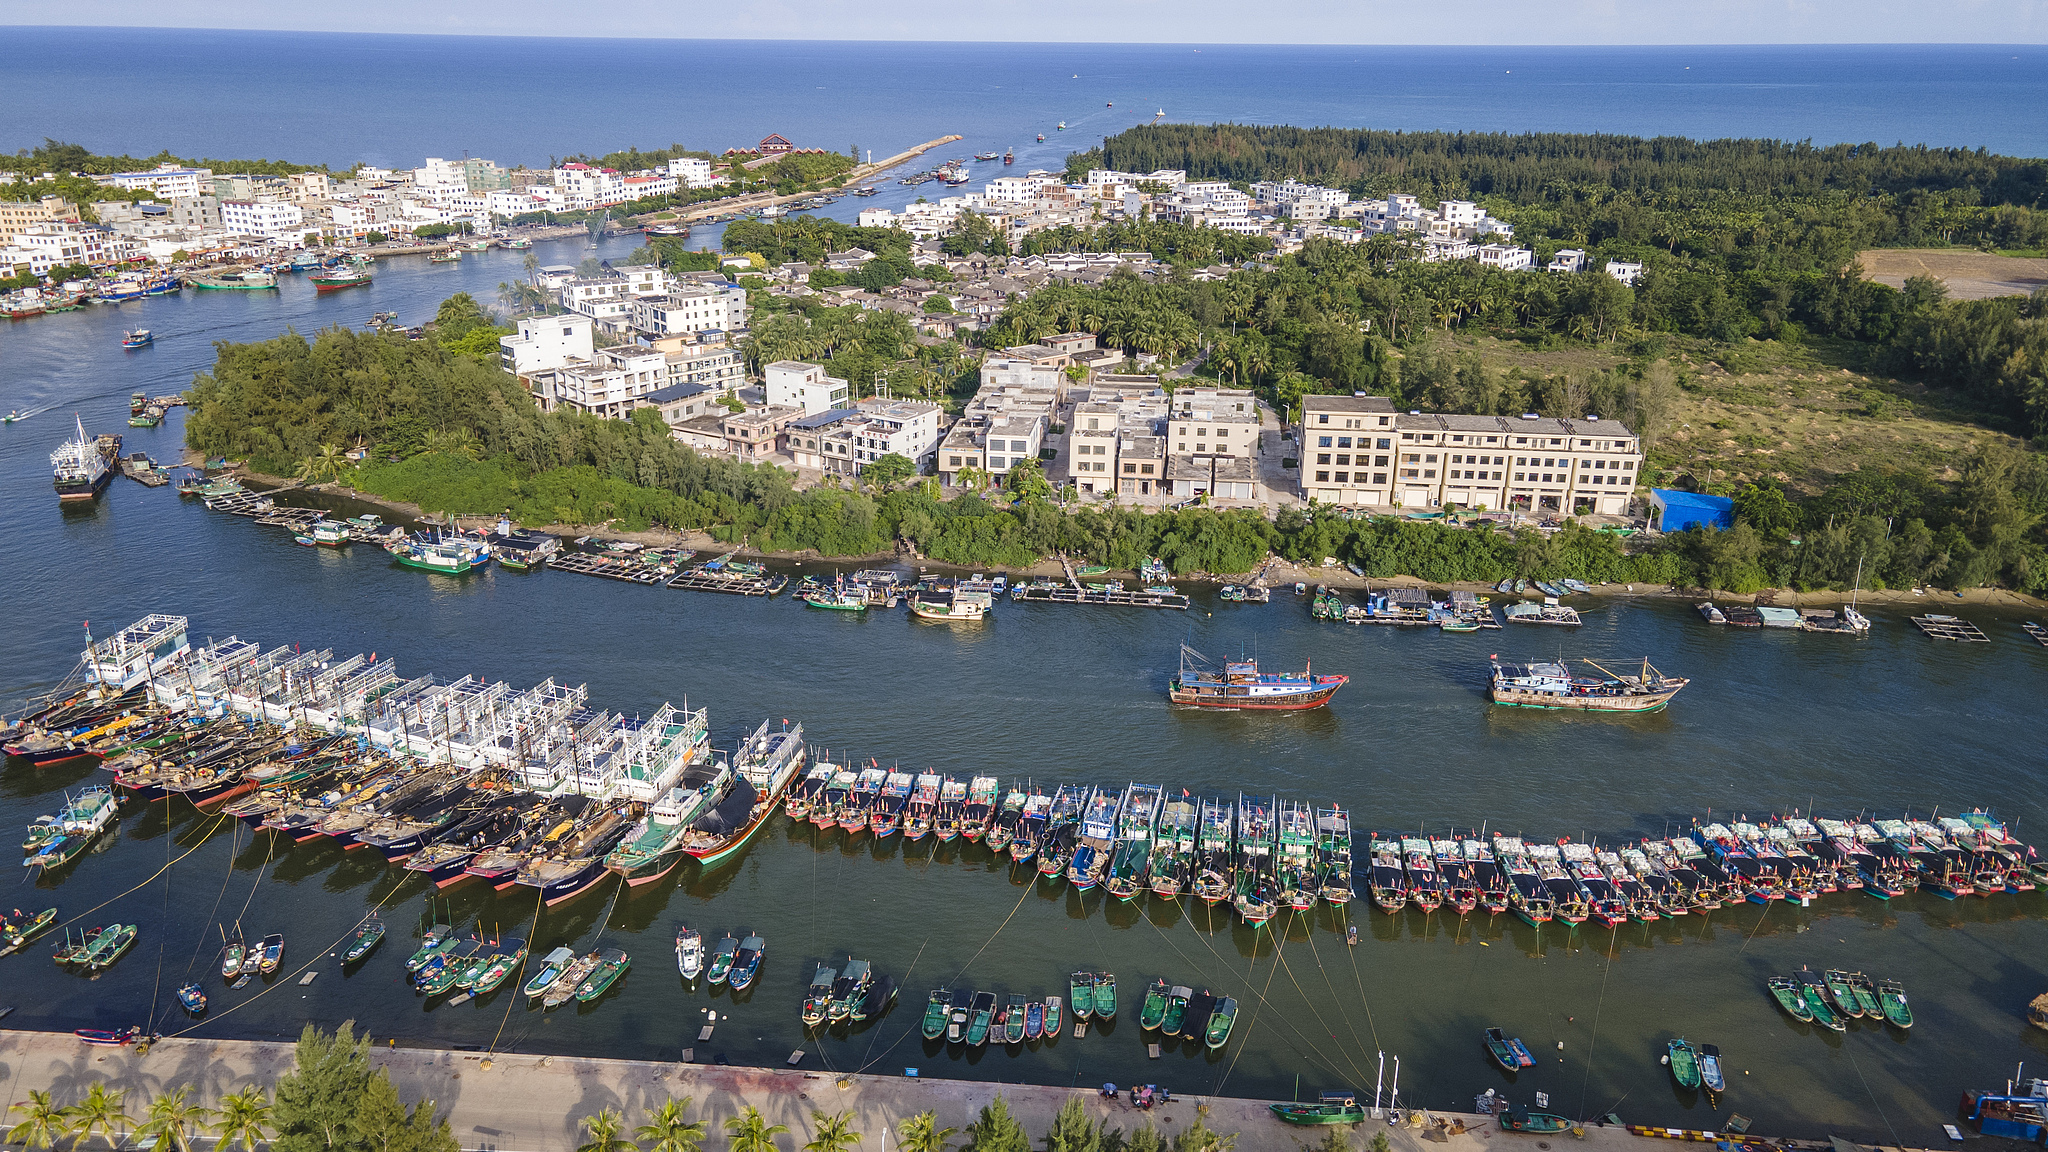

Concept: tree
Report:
left=135, top=1087, right=212, bottom=1152
left=272, top=1021, right=374, bottom=1152
left=64, top=1084, right=129, bottom=1151
left=803, top=1112, right=860, bottom=1152
left=354, top=1075, right=456, bottom=1152
left=298, top=443, right=349, bottom=483
left=1368, top=1133, right=1391, bottom=1152
left=1004, top=458, right=1053, bottom=502
left=896, top=1113, right=957, bottom=1152
left=1168, top=1121, right=1231, bottom=1152
left=963, top=1096, right=1028, bottom=1152
left=726, top=1108, right=790, bottom=1152
left=1041, top=1100, right=1096, bottom=1152
left=7, top=1089, right=71, bottom=1150
left=636, top=1099, right=708, bottom=1152
left=213, top=1088, right=273, bottom=1152
left=1308, top=1130, right=1350, bottom=1152
left=578, top=1109, right=634, bottom=1152
left=862, top=453, right=914, bottom=492
left=1733, top=480, right=1799, bottom=537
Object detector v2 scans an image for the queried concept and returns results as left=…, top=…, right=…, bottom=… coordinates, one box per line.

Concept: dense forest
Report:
left=181, top=295, right=2048, bottom=594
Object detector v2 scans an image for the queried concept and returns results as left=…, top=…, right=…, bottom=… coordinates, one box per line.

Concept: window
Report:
left=1178, top=444, right=1186, bottom=451
left=1337, top=437, right=1352, bottom=448
left=1317, top=453, right=1331, bottom=465
left=1424, top=469, right=1436, bottom=479
left=1317, top=436, right=1332, bottom=447
left=1314, top=471, right=1331, bottom=482
left=1335, top=454, right=1350, bottom=466
left=1402, top=468, right=1419, bottom=478
left=1334, top=472, right=1348, bottom=483
left=1376, top=438, right=1390, bottom=450
left=1124, top=463, right=1136, bottom=473
left=990, top=457, right=1006, bottom=469
left=1373, top=472, right=1387, bottom=485
left=1141, top=464, right=1154, bottom=474
left=1425, top=454, right=1437, bottom=463
left=1514, top=472, right=1524, bottom=481
left=1375, top=455, right=1388, bottom=467
left=1594, top=459, right=1606, bottom=469
left=1195, top=444, right=1206, bottom=452
left=1404, top=454, right=1420, bottom=463
left=1011, top=440, right=1027, bottom=452
left=1087, top=418, right=1099, bottom=430
left=1318, top=414, right=1329, bottom=424
left=1452, top=435, right=1465, bottom=443
left=1623, top=460, right=1635, bottom=470
left=1515, top=437, right=1528, bottom=445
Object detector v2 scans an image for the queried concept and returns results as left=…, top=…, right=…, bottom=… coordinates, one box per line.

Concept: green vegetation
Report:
left=272, top=1022, right=456, bottom=1152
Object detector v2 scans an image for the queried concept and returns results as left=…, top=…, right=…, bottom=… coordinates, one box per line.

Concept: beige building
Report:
left=0, top=196, right=74, bottom=245
left=1297, top=394, right=1640, bottom=516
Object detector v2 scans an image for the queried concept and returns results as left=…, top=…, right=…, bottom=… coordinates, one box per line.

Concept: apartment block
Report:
left=765, top=361, right=851, bottom=415
left=525, top=346, right=668, bottom=418
left=499, top=313, right=595, bottom=377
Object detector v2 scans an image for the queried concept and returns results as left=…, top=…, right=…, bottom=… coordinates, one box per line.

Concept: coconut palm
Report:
left=636, top=1098, right=707, bottom=1152
left=578, top=1108, right=635, bottom=1152
left=895, top=1112, right=956, bottom=1152
left=802, top=1112, right=860, bottom=1152
left=211, top=1087, right=271, bottom=1152
left=133, top=1087, right=211, bottom=1152
left=726, top=1107, right=789, bottom=1152
left=6, top=1089, right=72, bottom=1150
left=63, top=1084, right=128, bottom=1151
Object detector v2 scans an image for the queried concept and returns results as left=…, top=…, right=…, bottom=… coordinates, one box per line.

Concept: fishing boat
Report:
left=805, top=966, right=839, bottom=1027
left=987, top=788, right=1026, bottom=855
left=23, top=785, right=120, bottom=871
left=1004, top=994, right=1028, bottom=1044
left=1044, top=994, right=1064, bottom=1036
left=1823, top=970, right=1864, bottom=1018
left=390, top=534, right=490, bottom=575
left=902, top=773, right=943, bottom=841
left=471, top=938, right=529, bottom=993
left=1038, top=785, right=1085, bottom=882
left=1089, top=973, right=1116, bottom=1019
left=1497, top=1108, right=1573, bottom=1134
left=1488, top=658, right=1687, bottom=712
left=122, top=329, right=153, bottom=349
left=1468, top=838, right=1510, bottom=915
left=843, top=767, right=887, bottom=835
left=1561, top=842, right=1624, bottom=926
left=706, top=934, right=739, bottom=985
left=801, top=585, right=866, bottom=611
left=1667, top=1038, right=1701, bottom=1089
left=1161, top=985, right=1193, bottom=1037
left=1272, top=803, right=1319, bottom=911
left=872, top=772, right=914, bottom=837
left=1486, top=1027, right=1535, bottom=1070
left=1149, top=796, right=1199, bottom=898
left=1845, top=972, right=1882, bottom=1019
left=966, top=991, right=996, bottom=1046
left=1070, top=972, right=1096, bottom=1021
left=1528, top=843, right=1588, bottom=923
left=81, top=923, right=138, bottom=970
left=729, top=934, right=765, bottom=991
left=676, top=927, right=704, bottom=979
left=1796, top=968, right=1845, bottom=1031
left=1768, top=975, right=1812, bottom=1021
left=920, top=988, right=950, bottom=1038
left=1011, top=789, right=1051, bottom=863
left=52, top=416, right=118, bottom=502
left=963, top=776, right=1000, bottom=840
left=522, top=946, right=576, bottom=999
left=1436, top=838, right=1478, bottom=914
left=608, top=760, right=734, bottom=884
left=1024, top=999, right=1044, bottom=1041
left=1271, top=1097, right=1367, bottom=1127
left=1232, top=797, right=1278, bottom=925
left=1103, top=783, right=1160, bottom=901
left=1367, top=835, right=1409, bottom=913
left=1168, top=645, right=1347, bottom=709
left=1699, top=1044, right=1726, bottom=1094
left=74, top=1027, right=141, bottom=1047
left=176, top=982, right=207, bottom=1014
left=1199, top=993, right=1232, bottom=1048
left=310, top=264, right=372, bottom=291
left=1140, top=978, right=1170, bottom=1030
left=1068, top=787, right=1120, bottom=890
left=1402, top=836, right=1444, bottom=913
left=912, top=594, right=987, bottom=624
left=1878, top=979, right=1913, bottom=1027
left=0, top=907, right=59, bottom=956
left=574, top=948, right=631, bottom=1002
left=935, top=776, right=970, bottom=840
left=542, top=951, right=601, bottom=1009
left=257, top=933, right=284, bottom=974
left=190, top=271, right=278, bottom=290
left=784, top=764, right=834, bottom=823
left=342, top=917, right=385, bottom=963
left=945, top=989, right=973, bottom=1042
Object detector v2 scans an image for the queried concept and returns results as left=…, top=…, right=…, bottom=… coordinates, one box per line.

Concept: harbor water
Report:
left=4, top=232, right=2048, bottom=1146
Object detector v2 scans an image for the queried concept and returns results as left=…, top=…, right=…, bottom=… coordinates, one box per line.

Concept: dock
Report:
left=549, top=552, right=672, bottom=585
left=2023, top=621, right=2047, bottom=647
left=1911, top=614, right=1990, bottom=642
left=668, top=570, right=781, bottom=596
left=1011, top=584, right=1190, bottom=610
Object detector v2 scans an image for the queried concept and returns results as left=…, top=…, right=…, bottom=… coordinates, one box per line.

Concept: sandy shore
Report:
left=0, top=1028, right=1849, bottom=1152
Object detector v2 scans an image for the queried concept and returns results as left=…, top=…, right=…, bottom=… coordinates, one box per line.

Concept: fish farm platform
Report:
left=1910, top=615, right=1990, bottom=642
left=1011, top=586, right=1191, bottom=610
left=667, top=572, right=780, bottom=596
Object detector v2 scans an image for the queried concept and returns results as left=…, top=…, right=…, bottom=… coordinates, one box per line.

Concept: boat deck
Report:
left=1911, top=615, right=1991, bottom=642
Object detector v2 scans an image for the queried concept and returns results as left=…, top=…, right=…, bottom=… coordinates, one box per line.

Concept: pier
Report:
left=671, top=134, right=964, bottom=224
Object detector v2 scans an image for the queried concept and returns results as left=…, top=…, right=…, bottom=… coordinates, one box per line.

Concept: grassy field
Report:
left=1443, top=331, right=2029, bottom=496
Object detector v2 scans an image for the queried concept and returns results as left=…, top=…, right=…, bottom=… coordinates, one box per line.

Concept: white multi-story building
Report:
left=621, top=173, right=678, bottom=201
left=1253, top=179, right=1350, bottom=217
left=499, top=313, right=595, bottom=378
left=102, top=165, right=213, bottom=200
left=220, top=199, right=306, bottom=242
left=1547, top=249, right=1586, bottom=273
left=1605, top=260, right=1644, bottom=286
left=668, top=157, right=717, bottom=188
left=790, top=398, right=946, bottom=476
left=1477, top=244, right=1534, bottom=271
left=0, top=219, right=115, bottom=274
left=413, top=158, right=471, bottom=195
left=765, top=361, right=851, bottom=415
left=985, top=174, right=1064, bottom=202
left=485, top=190, right=546, bottom=218
left=630, top=284, right=747, bottom=337
left=526, top=346, right=669, bottom=418
left=550, top=164, right=627, bottom=210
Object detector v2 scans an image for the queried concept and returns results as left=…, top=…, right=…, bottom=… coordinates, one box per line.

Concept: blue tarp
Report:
left=1650, top=488, right=1734, bottom=532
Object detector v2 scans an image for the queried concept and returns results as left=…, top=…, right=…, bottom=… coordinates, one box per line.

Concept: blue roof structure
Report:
left=790, top=408, right=857, bottom=430
left=1649, top=488, right=1734, bottom=532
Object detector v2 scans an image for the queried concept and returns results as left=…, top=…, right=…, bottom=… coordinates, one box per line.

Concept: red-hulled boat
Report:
left=1166, top=645, right=1346, bottom=710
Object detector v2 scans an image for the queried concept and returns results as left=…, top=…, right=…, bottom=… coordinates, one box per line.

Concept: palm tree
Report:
left=212, top=1087, right=271, bottom=1152
left=7, top=1089, right=72, bottom=1150
left=895, top=1113, right=956, bottom=1152
left=726, top=1107, right=789, bottom=1152
left=64, top=1084, right=128, bottom=1151
left=803, top=1112, right=860, bottom=1152
left=133, top=1087, right=211, bottom=1152
left=578, top=1108, right=635, bottom=1152
left=636, top=1098, right=707, bottom=1152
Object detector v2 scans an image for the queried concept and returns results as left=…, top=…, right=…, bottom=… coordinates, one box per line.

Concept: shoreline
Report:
left=237, top=474, right=2047, bottom=611
left=0, top=1028, right=1844, bottom=1152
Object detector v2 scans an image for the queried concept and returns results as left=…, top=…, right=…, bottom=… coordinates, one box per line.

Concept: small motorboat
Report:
left=1699, top=1044, right=1726, bottom=1094
left=74, top=1027, right=141, bottom=1047
left=675, top=926, right=703, bottom=980
left=122, top=330, right=153, bottom=349
left=1485, top=1027, right=1535, bottom=1070
left=257, top=932, right=284, bottom=974
left=176, top=982, right=207, bottom=1014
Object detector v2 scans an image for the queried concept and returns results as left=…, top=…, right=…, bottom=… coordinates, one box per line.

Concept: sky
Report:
left=1, top=0, right=2044, bottom=42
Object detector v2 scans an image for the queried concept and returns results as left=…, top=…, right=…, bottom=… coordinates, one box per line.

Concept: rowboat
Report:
left=1162, top=985, right=1192, bottom=1037
left=342, top=917, right=385, bottom=963
left=945, top=989, right=972, bottom=1043
left=574, top=948, right=630, bottom=1002
left=966, top=991, right=996, bottom=1046
left=176, top=982, right=207, bottom=1014
left=221, top=934, right=246, bottom=979
left=1698, top=1044, right=1726, bottom=1094
left=1044, top=995, right=1063, bottom=1037
left=920, top=988, right=949, bottom=1039
left=1485, top=1027, right=1534, bottom=1070
left=1069, top=972, right=1095, bottom=1020
left=0, top=907, right=58, bottom=955
left=1140, top=978, right=1170, bottom=1030
left=74, top=1027, right=141, bottom=1047
left=1004, top=994, right=1027, bottom=1045
left=1797, top=968, right=1845, bottom=1031
left=1667, top=1038, right=1701, bottom=1090
left=1847, top=972, right=1883, bottom=1019
left=1205, top=996, right=1236, bottom=1048
left=1093, top=973, right=1116, bottom=1019
left=257, top=933, right=284, bottom=975
left=1768, top=976, right=1812, bottom=1021
left=1824, top=970, right=1864, bottom=1018
left=1271, top=1099, right=1366, bottom=1126
left=1498, top=1108, right=1573, bottom=1134
left=1024, top=1000, right=1044, bottom=1040
left=1878, top=980, right=1913, bottom=1028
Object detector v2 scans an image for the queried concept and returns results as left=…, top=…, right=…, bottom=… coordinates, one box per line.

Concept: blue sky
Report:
left=1, top=0, right=2043, bottom=42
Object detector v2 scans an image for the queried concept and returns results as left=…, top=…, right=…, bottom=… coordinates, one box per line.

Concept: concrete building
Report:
left=668, top=157, right=717, bottom=188
left=4, top=219, right=114, bottom=271
left=0, top=196, right=75, bottom=244
left=1296, top=394, right=1641, bottom=515
left=1166, top=388, right=1258, bottom=459
left=220, top=199, right=307, bottom=242
left=765, top=361, right=851, bottom=416
left=499, top=314, right=595, bottom=378
left=654, top=339, right=745, bottom=391
left=792, top=398, right=944, bottom=477
left=102, top=164, right=213, bottom=200
left=629, top=284, right=746, bottom=337
left=526, top=345, right=668, bottom=418
left=1605, top=260, right=1644, bottom=286
left=640, top=382, right=718, bottom=428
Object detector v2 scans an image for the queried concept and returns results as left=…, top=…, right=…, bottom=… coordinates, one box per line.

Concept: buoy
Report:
left=1660, top=1054, right=1670, bottom=1065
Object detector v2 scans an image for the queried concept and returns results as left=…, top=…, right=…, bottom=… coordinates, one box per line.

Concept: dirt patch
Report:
left=1856, top=248, right=2048, bottom=300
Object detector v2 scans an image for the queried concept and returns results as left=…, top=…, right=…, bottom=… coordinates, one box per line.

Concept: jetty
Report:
left=1008, top=555, right=1191, bottom=610
left=670, top=135, right=964, bottom=225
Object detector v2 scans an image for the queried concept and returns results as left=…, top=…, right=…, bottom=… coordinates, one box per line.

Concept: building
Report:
left=655, top=339, right=746, bottom=391
left=1296, top=394, right=1641, bottom=516
left=0, top=196, right=74, bottom=245
left=102, top=165, right=213, bottom=200
left=765, top=361, right=851, bottom=415
left=1477, top=244, right=1533, bottom=271
left=1649, top=489, right=1733, bottom=532
left=499, top=314, right=595, bottom=378
left=1605, top=260, right=1644, bottom=286
left=3, top=219, right=114, bottom=272
left=791, top=398, right=945, bottom=477
left=1547, top=249, right=1586, bottom=274
left=629, top=284, right=746, bottom=337
left=758, top=135, right=795, bottom=157
left=640, top=382, right=717, bottom=428
left=525, top=346, right=668, bottom=418
left=1165, top=388, right=1258, bottom=459
left=220, top=199, right=307, bottom=242
left=668, top=157, right=717, bottom=188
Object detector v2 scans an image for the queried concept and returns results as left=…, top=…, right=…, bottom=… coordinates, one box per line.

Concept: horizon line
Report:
left=3, top=25, right=2047, bottom=47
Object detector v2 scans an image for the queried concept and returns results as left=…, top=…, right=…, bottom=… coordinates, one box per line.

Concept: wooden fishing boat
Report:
left=1797, top=969, right=1845, bottom=1031
left=1024, top=999, right=1044, bottom=1040
left=1698, top=1044, right=1726, bottom=1094
left=83, top=923, right=138, bottom=970
left=1667, top=1038, right=1701, bottom=1089
left=522, top=946, right=575, bottom=999
left=1103, top=783, right=1160, bottom=901
left=1069, top=972, right=1096, bottom=1020
left=342, top=917, right=385, bottom=963
left=966, top=991, right=996, bottom=1046
left=1004, top=994, right=1027, bottom=1044
left=1161, top=985, right=1192, bottom=1037
left=176, top=982, right=207, bottom=1014
left=1093, top=973, right=1116, bottom=1019
left=0, top=907, right=59, bottom=955
left=1271, top=1098, right=1367, bottom=1127
left=1140, top=978, right=1170, bottom=1029
left=1488, top=658, right=1687, bottom=712
left=1205, top=996, right=1236, bottom=1048
left=221, top=933, right=246, bottom=979
left=919, top=988, right=949, bottom=1039
left=257, top=933, right=284, bottom=975
left=963, top=776, right=1000, bottom=841
left=812, top=970, right=847, bottom=1027
left=986, top=788, right=1026, bottom=855
left=471, top=939, right=528, bottom=993
left=1150, top=797, right=1199, bottom=899
left=855, top=974, right=893, bottom=1023
left=728, top=934, right=764, bottom=991
left=1878, top=980, right=1913, bottom=1028
left=1191, top=798, right=1234, bottom=904
left=1486, top=1027, right=1534, bottom=1070
left=706, top=934, right=738, bottom=985
left=74, top=1027, right=141, bottom=1047
left=543, top=952, right=600, bottom=1009
left=935, top=777, right=970, bottom=841
left=1169, top=645, right=1346, bottom=709
left=574, top=947, right=630, bottom=1002
left=1768, top=976, right=1812, bottom=1022
left=1823, top=970, right=1864, bottom=1018
left=1498, top=1108, right=1573, bottom=1134
left=1232, top=797, right=1279, bottom=925
left=945, top=989, right=972, bottom=1043
left=404, top=924, right=456, bottom=973
left=1044, top=995, right=1063, bottom=1037
left=1367, top=835, right=1408, bottom=913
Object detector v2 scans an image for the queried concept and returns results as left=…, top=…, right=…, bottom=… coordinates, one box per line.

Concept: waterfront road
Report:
left=0, top=1028, right=1801, bottom=1152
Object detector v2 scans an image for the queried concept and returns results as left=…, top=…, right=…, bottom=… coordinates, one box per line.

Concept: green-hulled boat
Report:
left=706, top=935, right=738, bottom=985
left=1498, top=1108, right=1573, bottom=1134
left=471, top=940, right=528, bottom=993
left=1768, top=976, right=1811, bottom=1022
left=919, top=988, right=949, bottom=1039
left=805, top=967, right=839, bottom=1027
left=1044, top=995, right=1063, bottom=1037
left=1, top=907, right=59, bottom=956
left=1848, top=972, right=1883, bottom=1019
left=1205, top=997, right=1236, bottom=1049
left=1878, top=979, right=1913, bottom=1028
left=522, top=947, right=575, bottom=999
left=1823, top=970, right=1864, bottom=1019
left=1092, top=973, right=1116, bottom=1018
left=1069, top=972, right=1095, bottom=1020
left=1271, top=1101, right=1366, bottom=1127
left=575, top=948, right=630, bottom=1002
left=405, top=925, right=456, bottom=973
left=1666, top=1038, right=1700, bottom=1090
left=83, top=923, right=138, bottom=970
left=966, top=991, right=995, bottom=1046
left=1139, top=978, right=1170, bottom=1030
left=1797, top=969, right=1844, bottom=1031
left=342, top=917, right=385, bottom=963
left=1161, top=985, right=1192, bottom=1037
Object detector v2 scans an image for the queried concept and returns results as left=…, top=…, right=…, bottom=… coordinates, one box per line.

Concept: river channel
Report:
left=2, top=239, right=2045, bottom=1142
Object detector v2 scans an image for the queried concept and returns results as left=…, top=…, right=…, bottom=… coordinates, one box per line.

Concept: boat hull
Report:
left=1489, top=685, right=1683, bottom=712
left=1168, top=680, right=1344, bottom=709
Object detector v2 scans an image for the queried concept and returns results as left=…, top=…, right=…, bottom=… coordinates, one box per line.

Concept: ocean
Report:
left=2, top=31, right=2045, bottom=173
